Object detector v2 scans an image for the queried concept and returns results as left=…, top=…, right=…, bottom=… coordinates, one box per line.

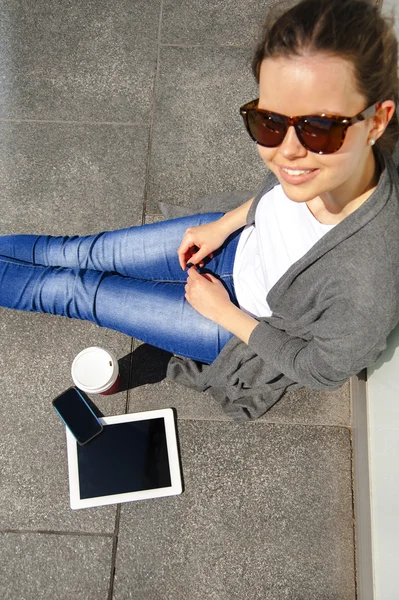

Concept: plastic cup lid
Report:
left=71, top=347, right=119, bottom=393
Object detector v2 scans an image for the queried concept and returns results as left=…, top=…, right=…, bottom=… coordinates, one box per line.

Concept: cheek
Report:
left=325, top=132, right=367, bottom=176
left=332, top=126, right=369, bottom=169
left=256, top=144, right=275, bottom=167
left=320, top=156, right=352, bottom=179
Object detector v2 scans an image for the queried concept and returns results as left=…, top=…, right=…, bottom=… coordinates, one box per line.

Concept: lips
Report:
left=278, top=166, right=319, bottom=185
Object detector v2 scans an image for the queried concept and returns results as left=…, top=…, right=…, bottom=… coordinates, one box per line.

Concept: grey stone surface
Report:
left=272, top=380, right=351, bottom=426
left=0, top=309, right=128, bottom=531
left=113, top=420, right=356, bottom=600
left=0, top=0, right=161, bottom=122
left=0, top=532, right=112, bottom=600
left=161, top=0, right=278, bottom=47
left=146, top=46, right=265, bottom=212
left=0, top=122, right=147, bottom=235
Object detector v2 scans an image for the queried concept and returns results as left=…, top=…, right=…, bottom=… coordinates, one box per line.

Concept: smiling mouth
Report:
left=281, top=167, right=315, bottom=175
left=277, top=166, right=319, bottom=184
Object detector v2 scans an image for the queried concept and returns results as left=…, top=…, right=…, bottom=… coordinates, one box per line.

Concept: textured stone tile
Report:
left=113, top=420, right=356, bottom=600
left=0, top=122, right=147, bottom=235
left=0, top=0, right=160, bottom=122
left=161, top=0, right=279, bottom=47
left=268, top=380, right=351, bottom=426
left=0, top=532, right=112, bottom=600
left=0, top=309, right=130, bottom=531
left=147, top=46, right=265, bottom=213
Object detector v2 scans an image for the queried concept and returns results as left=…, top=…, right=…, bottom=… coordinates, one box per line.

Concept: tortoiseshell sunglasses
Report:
left=239, top=99, right=379, bottom=155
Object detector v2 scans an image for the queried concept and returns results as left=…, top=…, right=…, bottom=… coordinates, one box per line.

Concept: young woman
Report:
left=0, top=0, right=398, bottom=419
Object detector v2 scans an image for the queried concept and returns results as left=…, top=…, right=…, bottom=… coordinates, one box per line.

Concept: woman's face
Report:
left=257, top=53, right=382, bottom=205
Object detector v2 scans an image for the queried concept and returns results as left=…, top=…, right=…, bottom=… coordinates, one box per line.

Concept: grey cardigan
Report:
left=166, top=148, right=399, bottom=420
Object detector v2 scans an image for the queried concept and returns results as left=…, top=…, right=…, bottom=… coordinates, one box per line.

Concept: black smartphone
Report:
left=52, top=386, right=103, bottom=445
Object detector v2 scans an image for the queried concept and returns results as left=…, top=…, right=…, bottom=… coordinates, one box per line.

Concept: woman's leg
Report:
left=93, top=274, right=233, bottom=363
left=0, top=220, right=241, bottom=363
left=0, top=257, right=105, bottom=321
left=0, top=214, right=225, bottom=282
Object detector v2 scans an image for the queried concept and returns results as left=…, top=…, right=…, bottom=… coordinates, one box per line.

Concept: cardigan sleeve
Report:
left=248, top=321, right=348, bottom=389
left=247, top=293, right=394, bottom=390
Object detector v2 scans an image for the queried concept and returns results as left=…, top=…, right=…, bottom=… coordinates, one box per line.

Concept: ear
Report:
left=369, top=100, right=396, bottom=142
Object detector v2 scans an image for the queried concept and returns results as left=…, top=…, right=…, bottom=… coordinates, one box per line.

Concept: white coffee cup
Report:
left=71, top=347, right=120, bottom=395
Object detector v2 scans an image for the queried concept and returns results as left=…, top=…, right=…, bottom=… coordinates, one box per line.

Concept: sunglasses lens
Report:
left=247, top=110, right=286, bottom=147
left=297, top=117, right=345, bottom=154
left=242, top=103, right=348, bottom=154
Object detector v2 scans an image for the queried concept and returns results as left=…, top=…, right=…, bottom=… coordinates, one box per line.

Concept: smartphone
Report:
left=52, top=386, right=103, bottom=445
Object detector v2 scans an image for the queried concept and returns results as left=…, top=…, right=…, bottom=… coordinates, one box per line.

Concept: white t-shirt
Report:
left=233, top=185, right=335, bottom=317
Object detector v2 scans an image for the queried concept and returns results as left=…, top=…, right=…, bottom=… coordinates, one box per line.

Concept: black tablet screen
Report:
left=77, top=419, right=172, bottom=499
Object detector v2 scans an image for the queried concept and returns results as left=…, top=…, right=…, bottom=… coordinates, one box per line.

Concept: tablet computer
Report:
left=65, top=408, right=182, bottom=510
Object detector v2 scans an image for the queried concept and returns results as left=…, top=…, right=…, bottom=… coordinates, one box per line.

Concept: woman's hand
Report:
left=177, top=197, right=255, bottom=270
left=177, top=220, right=230, bottom=270
left=185, top=266, right=259, bottom=343
left=184, top=266, right=232, bottom=323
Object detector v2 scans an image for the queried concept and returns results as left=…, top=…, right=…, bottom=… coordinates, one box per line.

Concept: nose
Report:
left=279, top=125, right=307, bottom=159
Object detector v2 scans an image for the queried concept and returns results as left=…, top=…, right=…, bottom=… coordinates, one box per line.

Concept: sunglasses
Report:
left=239, top=99, right=379, bottom=154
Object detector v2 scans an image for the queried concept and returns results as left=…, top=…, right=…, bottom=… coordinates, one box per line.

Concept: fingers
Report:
left=186, top=265, right=200, bottom=278
left=178, top=244, right=212, bottom=270
left=201, top=272, right=217, bottom=283
left=177, top=236, right=199, bottom=270
left=186, top=266, right=218, bottom=284
left=177, top=226, right=215, bottom=269
left=185, top=266, right=204, bottom=302
left=177, top=239, right=194, bottom=270
left=185, top=267, right=231, bottom=321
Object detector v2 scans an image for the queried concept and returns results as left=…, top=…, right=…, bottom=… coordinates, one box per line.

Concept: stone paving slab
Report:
left=271, top=380, right=351, bottom=425
left=0, top=310, right=128, bottom=532
left=113, top=420, right=355, bottom=600
left=147, top=46, right=265, bottom=212
left=0, top=532, right=112, bottom=600
left=0, top=122, right=147, bottom=235
left=0, top=0, right=161, bottom=122
left=161, top=0, right=277, bottom=47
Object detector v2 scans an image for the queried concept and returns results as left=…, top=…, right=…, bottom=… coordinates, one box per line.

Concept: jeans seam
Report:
left=135, top=279, right=186, bottom=284
left=31, top=235, right=40, bottom=264
left=0, top=257, right=44, bottom=269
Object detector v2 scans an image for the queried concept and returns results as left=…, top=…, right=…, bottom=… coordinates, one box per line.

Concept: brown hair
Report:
left=252, top=0, right=398, bottom=153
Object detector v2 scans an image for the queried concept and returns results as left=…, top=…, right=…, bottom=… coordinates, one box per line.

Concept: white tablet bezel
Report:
left=65, top=408, right=182, bottom=510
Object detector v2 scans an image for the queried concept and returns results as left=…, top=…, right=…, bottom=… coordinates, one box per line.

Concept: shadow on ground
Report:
left=118, top=344, right=173, bottom=392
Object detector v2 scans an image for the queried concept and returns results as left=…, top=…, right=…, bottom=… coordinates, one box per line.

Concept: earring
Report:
left=369, top=139, right=375, bottom=146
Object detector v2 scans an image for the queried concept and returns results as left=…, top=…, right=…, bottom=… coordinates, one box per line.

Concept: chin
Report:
left=277, top=180, right=317, bottom=203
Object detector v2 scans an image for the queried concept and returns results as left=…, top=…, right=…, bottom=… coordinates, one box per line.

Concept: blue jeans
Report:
left=0, top=214, right=241, bottom=363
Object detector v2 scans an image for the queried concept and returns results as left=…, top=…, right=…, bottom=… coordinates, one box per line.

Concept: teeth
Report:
left=283, top=168, right=313, bottom=175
